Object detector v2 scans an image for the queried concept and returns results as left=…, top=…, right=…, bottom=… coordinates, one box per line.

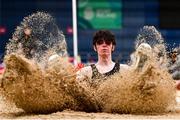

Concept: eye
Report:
left=105, top=40, right=112, bottom=45
left=96, top=40, right=104, bottom=45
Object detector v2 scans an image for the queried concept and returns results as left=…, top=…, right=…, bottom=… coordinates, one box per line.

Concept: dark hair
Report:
left=93, top=30, right=116, bottom=46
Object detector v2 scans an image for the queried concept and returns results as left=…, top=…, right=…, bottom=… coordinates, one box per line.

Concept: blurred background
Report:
left=0, top=0, right=180, bottom=64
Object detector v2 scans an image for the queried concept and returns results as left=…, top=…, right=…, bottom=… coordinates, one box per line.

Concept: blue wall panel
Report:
left=0, top=0, right=180, bottom=63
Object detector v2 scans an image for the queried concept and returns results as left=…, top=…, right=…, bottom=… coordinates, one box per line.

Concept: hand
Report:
left=136, top=43, right=152, bottom=56
left=48, top=54, right=59, bottom=62
left=133, top=43, right=152, bottom=71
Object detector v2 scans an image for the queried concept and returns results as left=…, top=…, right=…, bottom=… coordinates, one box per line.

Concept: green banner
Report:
left=78, top=0, right=122, bottom=29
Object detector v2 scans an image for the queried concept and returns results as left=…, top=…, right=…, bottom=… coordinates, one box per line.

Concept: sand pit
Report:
left=0, top=93, right=179, bottom=119
left=0, top=47, right=177, bottom=114
left=0, top=49, right=177, bottom=115
left=0, top=84, right=179, bottom=119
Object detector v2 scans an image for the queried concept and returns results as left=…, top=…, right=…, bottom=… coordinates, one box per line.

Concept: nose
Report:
left=102, top=41, right=107, bottom=46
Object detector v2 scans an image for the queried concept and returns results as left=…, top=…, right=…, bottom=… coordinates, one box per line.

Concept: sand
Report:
left=0, top=89, right=179, bottom=119
left=1, top=17, right=179, bottom=119
left=0, top=54, right=179, bottom=119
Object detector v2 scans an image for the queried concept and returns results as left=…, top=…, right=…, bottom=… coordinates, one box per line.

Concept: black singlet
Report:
left=90, top=63, right=120, bottom=79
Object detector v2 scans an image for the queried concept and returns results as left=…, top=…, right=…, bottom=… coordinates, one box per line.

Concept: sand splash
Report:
left=96, top=55, right=175, bottom=114
left=1, top=54, right=100, bottom=113
left=0, top=12, right=176, bottom=115
left=5, top=11, right=67, bottom=64
left=95, top=26, right=176, bottom=114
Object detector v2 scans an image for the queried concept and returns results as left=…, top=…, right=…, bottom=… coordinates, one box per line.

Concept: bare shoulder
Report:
left=76, top=66, right=92, bottom=80
left=78, top=66, right=92, bottom=74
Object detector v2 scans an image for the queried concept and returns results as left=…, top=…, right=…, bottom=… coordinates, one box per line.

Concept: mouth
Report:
left=101, top=49, right=108, bottom=52
left=102, top=49, right=107, bottom=50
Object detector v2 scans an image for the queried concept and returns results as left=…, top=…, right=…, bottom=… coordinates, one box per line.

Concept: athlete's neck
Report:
left=96, top=55, right=114, bottom=66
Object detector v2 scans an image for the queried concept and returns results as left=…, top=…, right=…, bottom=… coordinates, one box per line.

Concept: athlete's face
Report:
left=94, top=40, right=114, bottom=56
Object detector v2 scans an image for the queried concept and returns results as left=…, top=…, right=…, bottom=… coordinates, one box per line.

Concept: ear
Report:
left=93, top=45, right=97, bottom=52
left=112, top=45, right=115, bottom=52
